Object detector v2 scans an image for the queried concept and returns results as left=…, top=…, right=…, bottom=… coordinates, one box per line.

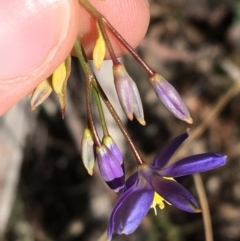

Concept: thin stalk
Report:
left=74, top=38, right=144, bottom=164
left=103, top=19, right=155, bottom=76
left=78, top=0, right=155, bottom=77
left=194, top=174, right=213, bottom=241
left=92, top=87, right=109, bottom=137
left=97, top=20, right=119, bottom=65
left=74, top=39, right=101, bottom=146
left=92, top=80, right=143, bottom=165
left=86, top=79, right=101, bottom=146
left=78, top=0, right=102, bottom=19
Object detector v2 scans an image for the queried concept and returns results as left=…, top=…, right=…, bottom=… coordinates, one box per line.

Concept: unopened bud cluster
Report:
left=81, top=131, right=125, bottom=194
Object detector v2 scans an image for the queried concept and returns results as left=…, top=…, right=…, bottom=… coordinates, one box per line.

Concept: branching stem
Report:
left=78, top=0, right=155, bottom=77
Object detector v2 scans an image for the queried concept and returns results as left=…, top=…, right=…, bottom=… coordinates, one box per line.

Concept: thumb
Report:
left=0, top=0, right=80, bottom=115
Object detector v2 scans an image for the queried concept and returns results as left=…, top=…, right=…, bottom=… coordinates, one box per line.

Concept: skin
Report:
left=0, top=0, right=150, bottom=115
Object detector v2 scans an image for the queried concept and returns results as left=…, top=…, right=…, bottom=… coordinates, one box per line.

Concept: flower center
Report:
left=151, top=192, right=171, bottom=215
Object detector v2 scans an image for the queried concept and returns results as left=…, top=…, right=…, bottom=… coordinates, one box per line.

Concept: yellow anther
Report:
left=151, top=192, right=171, bottom=215
left=163, top=177, right=175, bottom=181
left=93, top=22, right=106, bottom=70
left=52, top=61, right=67, bottom=94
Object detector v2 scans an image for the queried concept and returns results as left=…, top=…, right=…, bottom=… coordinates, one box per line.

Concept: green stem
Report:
left=92, top=81, right=143, bottom=165
left=92, top=87, right=109, bottom=137
left=78, top=0, right=102, bottom=19
left=74, top=39, right=101, bottom=147
left=74, top=38, right=144, bottom=165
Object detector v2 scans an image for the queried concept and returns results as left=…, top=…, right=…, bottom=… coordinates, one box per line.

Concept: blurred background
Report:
left=1, top=0, right=240, bottom=240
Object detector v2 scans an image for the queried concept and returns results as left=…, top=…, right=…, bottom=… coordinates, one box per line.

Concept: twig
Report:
left=194, top=174, right=213, bottom=241
left=97, top=230, right=107, bottom=241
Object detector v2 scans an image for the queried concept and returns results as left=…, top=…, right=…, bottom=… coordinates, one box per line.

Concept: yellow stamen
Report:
left=151, top=192, right=171, bottom=215
left=164, top=177, right=175, bottom=181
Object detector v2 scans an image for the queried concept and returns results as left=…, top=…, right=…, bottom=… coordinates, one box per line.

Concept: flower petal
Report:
left=125, top=171, right=139, bottom=190
left=108, top=178, right=154, bottom=240
left=102, top=135, right=123, bottom=165
left=150, top=74, right=193, bottom=123
left=108, top=177, right=139, bottom=240
left=160, top=153, right=227, bottom=177
left=153, top=132, right=189, bottom=169
left=131, top=79, right=145, bottom=125
left=96, top=145, right=125, bottom=193
left=151, top=174, right=200, bottom=213
left=113, top=64, right=134, bottom=120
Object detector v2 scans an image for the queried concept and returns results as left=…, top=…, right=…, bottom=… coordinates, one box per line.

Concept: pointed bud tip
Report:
left=186, top=117, right=193, bottom=124
left=137, top=118, right=146, bottom=126
left=127, top=112, right=134, bottom=121
left=88, top=170, right=93, bottom=176
left=191, top=204, right=202, bottom=213
left=95, top=65, right=101, bottom=71
left=195, top=207, right=202, bottom=213
left=31, top=106, right=36, bottom=111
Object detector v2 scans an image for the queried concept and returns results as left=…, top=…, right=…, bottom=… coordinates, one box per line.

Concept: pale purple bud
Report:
left=81, top=128, right=95, bottom=176
left=96, top=145, right=125, bottom=193
left=102, top=136, right=123, bottom=165
left=113, top=64, right=145, bottom=125
left=131, top=79, right=146, bottom=126
left=150, top=74, right=193, bottom=124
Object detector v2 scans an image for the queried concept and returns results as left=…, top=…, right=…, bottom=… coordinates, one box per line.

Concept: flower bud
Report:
left=150, top=73, right=193, bottom=124
left=96, top=145, right=125, bottom=193
left=131, top=80, right=146, bottom=126
left=30, top=78, right=53, bottom=110
left=102, top=136, right=123, bottom=165
left=93, top=22, right=106, bottom=70
left=52, top=56, right=71, bottom=119
left=113, top=64, right=145, bottom=125
left=81, top=128, right=95, bottom=176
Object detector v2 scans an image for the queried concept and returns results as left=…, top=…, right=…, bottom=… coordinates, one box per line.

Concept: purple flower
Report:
left=108, top=132, right=227, bottom=240
left=96, top=145, right=125, bottom=194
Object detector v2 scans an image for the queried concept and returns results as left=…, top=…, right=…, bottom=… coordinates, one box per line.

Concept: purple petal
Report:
left=150, top=74, right=192, bottom=123
left=108, top=178, right=139, bottom=240
left=113, top=64, right=134, bottom=120
left=160, top=153, right=227, bottom=178
left=131, top=79, right=146, bottom=125
left=153, top=132, right=189, bottom=169
left=108, top=178, right=154, bottom=240
left=102, top=136, right=123, bottom=165
left=96, top=145, right=125, bottom=193
left=150, top=174, right=200, bottom=213
left=125, top=171, right=139, bottom=190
